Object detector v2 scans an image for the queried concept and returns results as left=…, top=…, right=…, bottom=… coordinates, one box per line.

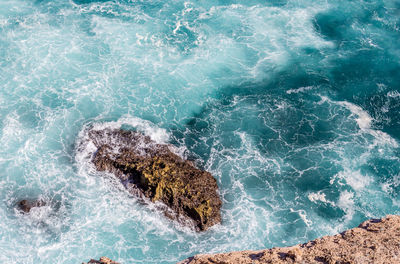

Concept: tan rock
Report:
left=178, top=215, right=400, bottom=264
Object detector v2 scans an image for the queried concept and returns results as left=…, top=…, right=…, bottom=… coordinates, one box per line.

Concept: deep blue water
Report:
left=0, top=0, right=399, bottom=263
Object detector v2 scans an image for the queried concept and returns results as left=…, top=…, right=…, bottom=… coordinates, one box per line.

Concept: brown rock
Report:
left=87, top=128, right=222, bottom=231
left=83, top=256, right=119, bottom=264
left=178, top=215, right=400, bottom=263
left=17, top=199, right=46, bottom=213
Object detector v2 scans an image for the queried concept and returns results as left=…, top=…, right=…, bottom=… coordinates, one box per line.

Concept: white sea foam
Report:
left=286, top=86, right=315, bottom=94
left=381, top=173, right=400, bottom=194
left=338, top=190, right=355, bottom=222
left=337, top=101, right=372, bottom=130
left=331, top=170, right=373, bottom=191
left=387, top=90, right=400, bottom=98
left=290, top=208, right=312, bottom=227
left=323, top=97, right=398, bottom=148
left=89, top=116, right=170, bottom=143
left=308, top=191, right=335, bottom=206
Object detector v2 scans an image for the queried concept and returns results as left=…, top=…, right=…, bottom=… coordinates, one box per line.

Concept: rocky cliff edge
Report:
left=178, top=215, right=400, bottom=264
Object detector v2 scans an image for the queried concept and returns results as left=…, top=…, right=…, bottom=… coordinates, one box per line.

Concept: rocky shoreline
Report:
left=178, top=215, right=400, bottom=264
left=85, top=215, right=400, bottom=263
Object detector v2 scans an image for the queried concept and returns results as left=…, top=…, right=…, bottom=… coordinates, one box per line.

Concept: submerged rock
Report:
left=178, top=215, right=400, bottom=263
left=17, top=199, right=46, bottom=213
left=83, top=257, right=119, bottom=264
left=87, top=128, right=221, bottom=231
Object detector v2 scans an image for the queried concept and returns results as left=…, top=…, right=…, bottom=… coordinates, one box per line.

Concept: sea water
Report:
left=0, top=0, right=399, bottom=263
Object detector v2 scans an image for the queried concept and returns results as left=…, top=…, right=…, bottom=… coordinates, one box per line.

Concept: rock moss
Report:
left=87, top=128, right=221, bottom=231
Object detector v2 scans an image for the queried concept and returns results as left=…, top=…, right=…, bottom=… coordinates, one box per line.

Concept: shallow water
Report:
left=0, top=0, right=399, bottom=263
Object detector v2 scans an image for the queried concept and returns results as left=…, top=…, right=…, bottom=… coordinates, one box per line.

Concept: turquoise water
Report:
left=0, top=0, right=399, bottom=263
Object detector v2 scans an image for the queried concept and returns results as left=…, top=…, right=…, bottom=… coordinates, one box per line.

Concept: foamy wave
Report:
left=387, top=90, right=400, bottom=98
left=286, top=86, right=315, bottom=94
left=88, top=116, right=170, bottom=143
left=337, top=190, right=355, bottom=223
left=337, top=100, right=372, bottom=130
left=330, top=170, right=373, bottom=192
left=308, top=191, right=335, bottom=206
left=321, top=97, right=398, bottom=148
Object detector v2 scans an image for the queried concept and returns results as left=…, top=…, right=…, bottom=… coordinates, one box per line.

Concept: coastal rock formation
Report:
left=87, top=128, right=221, bottom=231
left=17, top=199, right=46, bottom=213
left=83, top=257, right=119, bottom=264
left=178, top=215, right=400, bottom=264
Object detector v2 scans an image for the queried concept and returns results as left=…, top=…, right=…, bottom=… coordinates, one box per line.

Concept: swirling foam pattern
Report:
left=0, top=0, right=399, bottom=263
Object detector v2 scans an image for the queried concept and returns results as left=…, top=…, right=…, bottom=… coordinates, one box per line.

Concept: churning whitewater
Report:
left=0, top=0, right=399, bottom=263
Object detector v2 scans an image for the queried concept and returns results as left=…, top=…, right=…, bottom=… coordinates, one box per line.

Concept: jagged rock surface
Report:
left=178, top=215, right=400, bottom=264
left=88, top=128, right=221, bottom=231
left=83, top=257, right=119, bottom=264
left=17, top=199, right=46, bottom=213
